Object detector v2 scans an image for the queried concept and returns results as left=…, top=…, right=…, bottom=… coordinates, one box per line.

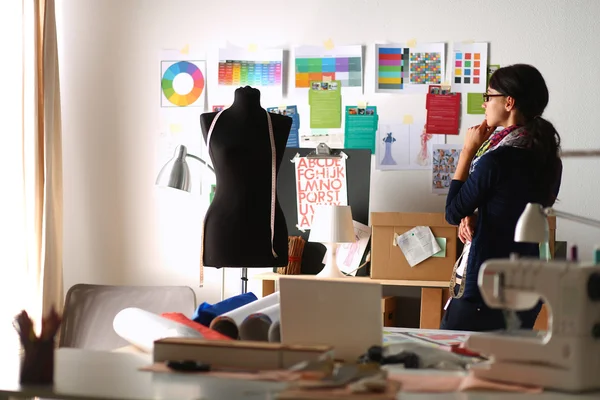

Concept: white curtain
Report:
left=0, top=0, right=64, bottom=351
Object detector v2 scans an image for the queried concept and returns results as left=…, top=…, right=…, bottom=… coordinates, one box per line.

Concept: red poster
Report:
left=425, top=85, right=461, bottom=135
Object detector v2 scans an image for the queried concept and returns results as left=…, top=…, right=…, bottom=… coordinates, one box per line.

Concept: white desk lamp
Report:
left=309, top=205, right=355, bottom=278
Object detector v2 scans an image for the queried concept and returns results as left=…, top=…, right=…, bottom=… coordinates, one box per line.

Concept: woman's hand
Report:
left=458, top=214, right=477, bottom=244
left=463, top=119, right=496, bottom=154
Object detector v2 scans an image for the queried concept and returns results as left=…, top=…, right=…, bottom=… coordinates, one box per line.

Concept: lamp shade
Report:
left=156, top=145, right=191, bottom=192
left=514, top=203, right=549, bottom=243
left=309, top=205, right=355, bottom=243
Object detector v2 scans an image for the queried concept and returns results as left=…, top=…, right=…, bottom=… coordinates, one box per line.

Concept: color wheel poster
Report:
left=217, top=46, right=283, bottom=105
left=158, top=49, right=209, bottom=196
left=375, top=43, right=445, bottom=94
left=294, top=45, right=363, bottom=95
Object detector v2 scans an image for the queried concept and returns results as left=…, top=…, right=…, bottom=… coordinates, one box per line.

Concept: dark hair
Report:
left=489, top=64, right=561, bottom=205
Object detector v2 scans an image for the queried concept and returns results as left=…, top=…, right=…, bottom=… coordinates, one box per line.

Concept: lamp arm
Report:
left=544, top=208, right=600, bottom=229
left=187, top=154, right=215, bottom=174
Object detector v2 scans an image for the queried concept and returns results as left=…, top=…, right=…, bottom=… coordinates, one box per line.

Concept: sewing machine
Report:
left=465, top=257, right=600, bottom=392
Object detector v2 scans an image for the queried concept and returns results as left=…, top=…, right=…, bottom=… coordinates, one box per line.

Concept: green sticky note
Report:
left=209, top=184, right=216, bottom=204
left=309, top=80, right=342, bottom=129
left=467, top=93, right=485, bottom=114
left=433, top=237, right=446, bottom=257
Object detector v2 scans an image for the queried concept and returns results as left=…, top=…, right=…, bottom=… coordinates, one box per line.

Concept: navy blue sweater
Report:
left=445, top=147, right=561, bottom=300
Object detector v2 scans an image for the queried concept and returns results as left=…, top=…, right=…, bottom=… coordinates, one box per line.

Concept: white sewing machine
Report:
left=466, top=257, right=600, bottom=392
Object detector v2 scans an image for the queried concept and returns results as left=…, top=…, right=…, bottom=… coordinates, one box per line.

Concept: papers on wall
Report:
left=425, top=85, right=461, bottom=135
left=267, top=105, right=300, bottom=147
left=309, top=80, right=342, bottom=129
left=322, top=221, right=371, bottom=276
left=376, top=117, right=446, bottom=171
left=344, top=106, right=378, bottom=153
left=294, top=45, right=363, bottom=94
left=432, top=144, right=463, bottom=194
left=375, top=43, right=445, bottom=94
left=158, top=48, right=208, bottom=195
left=450, top=42, right=489, bottom=93
left=294, top=156, right=348, bottom=230
left=467, top=64, right=500, bottom=114
left=217, top=46, right=283, bottom=104
left=394, top=226, right=441, bottom=267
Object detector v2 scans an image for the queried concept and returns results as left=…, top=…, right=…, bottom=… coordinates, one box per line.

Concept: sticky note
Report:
left=180, top=44, right=189, bottom=55
left=247, top=43, right=258, bottom=52
left=357, top=100, right=367, bottom=108
left=433, top=237, right=447, bottom=258
left=462, top=39, right=475, bottom=44
left=403, top=115, right=414, bottom=124
left=323, top=38, right=335, bottom=50
left=323, top=75, right=332, bottom=82
left=407, top=38, right=417, bottom=47
left=169, top=124, right=182, bottom=134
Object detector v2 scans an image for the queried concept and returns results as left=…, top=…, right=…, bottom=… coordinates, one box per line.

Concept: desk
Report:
left=0, top=348, right=598, bottom=400
left=253, top=272, right=450, bottom=329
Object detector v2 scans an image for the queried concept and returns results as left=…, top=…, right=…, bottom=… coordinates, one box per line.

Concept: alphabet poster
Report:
left=294, top=157, right=348, bottom=230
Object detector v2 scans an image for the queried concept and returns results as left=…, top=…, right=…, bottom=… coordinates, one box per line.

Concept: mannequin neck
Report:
left=229, top=86, right=262, bottom=111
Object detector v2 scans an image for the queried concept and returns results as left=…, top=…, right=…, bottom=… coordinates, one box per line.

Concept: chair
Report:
left=59, top=284, right=196, bottom=351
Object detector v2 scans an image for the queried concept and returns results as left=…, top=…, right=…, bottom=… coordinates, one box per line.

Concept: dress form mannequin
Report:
left=200, top=86, right=292, bottom=268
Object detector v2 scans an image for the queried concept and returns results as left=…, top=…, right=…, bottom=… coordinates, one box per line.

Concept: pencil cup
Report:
left=20, top=339, right=55, bottom=384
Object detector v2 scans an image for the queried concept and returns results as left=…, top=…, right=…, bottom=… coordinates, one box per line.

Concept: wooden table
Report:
left=252, top=272, right=450, bottom=329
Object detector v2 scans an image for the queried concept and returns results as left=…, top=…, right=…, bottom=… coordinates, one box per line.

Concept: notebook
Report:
left=278, top=276, right=382, bottom=362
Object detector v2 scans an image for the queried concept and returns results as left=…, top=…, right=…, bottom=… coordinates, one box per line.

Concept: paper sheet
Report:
left=294, top=156, right=348, bottom=230
left=395, top=226, right=441, bottom=267
left=267, top=105, right=300, bottom=147
left=376, top=120, right=446, bottom=171
left=450, top=42, right=489, bottom=93
left=294, top=45, right=363, bottom=94
left=467, top=64, right=500, bottom=114
left=432, top=144, right=463, bottom=194
left=375, top=43, right=445, bottom=94
left=344, top=106, right=378, bottom=152
left=309, top=80, right=342, bottom=128
left=239, top=303, right=280, bottom=342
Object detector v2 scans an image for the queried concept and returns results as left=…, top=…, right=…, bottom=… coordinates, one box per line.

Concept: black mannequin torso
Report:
left=200, top=86, right=292, bottom=267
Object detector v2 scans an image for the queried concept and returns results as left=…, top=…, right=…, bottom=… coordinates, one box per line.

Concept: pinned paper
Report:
left=402, top=115, right=414, bottom=124
left=407, top=38, right=417, bottom=47
left=395, top=226, right=441, bottom=267
left=247, top=43, right=258, bottom=52
left=432, top=237, right=447, bottom=257
left=169, top=123, right=182, bottom=134
left=323, top=38, right=335, bottom=50
left=180, top=44, right=189, bottom=55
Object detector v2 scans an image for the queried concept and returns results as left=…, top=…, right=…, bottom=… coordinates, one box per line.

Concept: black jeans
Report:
left=440, top=288, right=542, bottom=332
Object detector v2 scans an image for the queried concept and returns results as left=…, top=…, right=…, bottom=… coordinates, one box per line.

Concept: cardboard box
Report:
left=371, top=212, right=458, bottom=281
left=382, top=296, right=396, bottom=327
left=371, top=212, right=557, bottom=281
left=153, top=337, right=333, bottom=371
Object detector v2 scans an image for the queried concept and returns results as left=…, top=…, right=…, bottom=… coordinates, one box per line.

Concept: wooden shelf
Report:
left=251, top=272, right=448, bottom=288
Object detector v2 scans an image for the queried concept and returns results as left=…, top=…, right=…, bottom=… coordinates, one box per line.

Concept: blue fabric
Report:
left=445, top=147, right=562, bottom=300
left=193, top=292, right=258, bottom=326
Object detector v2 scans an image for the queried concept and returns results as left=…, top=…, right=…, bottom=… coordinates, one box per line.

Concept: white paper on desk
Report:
left=396, top=226, right=441, bottom=267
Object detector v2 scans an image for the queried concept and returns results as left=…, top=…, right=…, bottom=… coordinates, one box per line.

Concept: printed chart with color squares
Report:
left=454, top=52, right=481, bottom=85
left=295, top=56, right=362, bottom=88
left=377, top=47, right=409, bottom=90
left=451, top=43, right=488, bottom=93
left=161, top=60, right=205, bottom=107
left=410, top=53, right=442, bottom=84
left=218, top=60, right=282, bottom=87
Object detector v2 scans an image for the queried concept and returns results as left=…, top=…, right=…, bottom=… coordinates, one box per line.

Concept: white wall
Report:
left=56, top=0, right=600, bottom=305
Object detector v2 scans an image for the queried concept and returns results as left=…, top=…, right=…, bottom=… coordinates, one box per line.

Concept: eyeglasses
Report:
left=482, top=93, right=504, bottom=102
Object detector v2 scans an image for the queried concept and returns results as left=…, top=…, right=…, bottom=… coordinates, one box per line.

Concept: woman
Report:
left=441, top=64, right=562, bottom=332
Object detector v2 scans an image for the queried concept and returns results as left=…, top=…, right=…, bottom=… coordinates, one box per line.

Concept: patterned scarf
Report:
left=469, top=125, right=532, bottom=173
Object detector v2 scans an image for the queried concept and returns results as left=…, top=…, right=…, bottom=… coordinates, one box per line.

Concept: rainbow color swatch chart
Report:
left=161, top=60, right=205, bottom=108
left=377, top=47, right=409, bottom=90
left=218, top=60, right=282, bottom=87
left=295, top=56, right=362, bottom=88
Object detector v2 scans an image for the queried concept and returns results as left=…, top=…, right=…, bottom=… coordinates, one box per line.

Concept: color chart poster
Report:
left=217, top=47, right=283, bottom=103
left=451, top=42, right=488, bottom=93
left=375, top=43, right=445, bottom=94
left=294, top=45, right=363, bottom=94
left=161, top=60, right=206, bottom=108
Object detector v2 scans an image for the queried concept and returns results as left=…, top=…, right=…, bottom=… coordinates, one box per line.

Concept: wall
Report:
left=56, top=0, right=600, bottom=306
